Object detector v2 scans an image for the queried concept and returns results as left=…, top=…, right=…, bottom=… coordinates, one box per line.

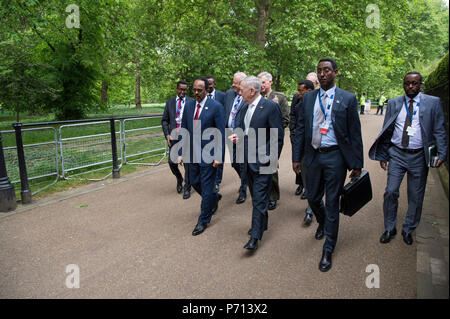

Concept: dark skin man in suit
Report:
left=292, top=58, right=363, bottom=272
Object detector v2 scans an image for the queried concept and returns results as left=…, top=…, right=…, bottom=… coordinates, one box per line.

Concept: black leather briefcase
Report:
left=339, top=170, right=372, bottom=216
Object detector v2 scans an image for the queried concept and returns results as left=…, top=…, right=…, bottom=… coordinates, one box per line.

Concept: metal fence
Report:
left=0, top=115, right=166, bottom=205
left=2, top=127, right=59, bottom=195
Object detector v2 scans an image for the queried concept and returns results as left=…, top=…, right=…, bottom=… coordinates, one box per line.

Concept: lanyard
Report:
left=318, top=89, right=335, bottom=121
left=404, top=97, right=420, bottom=122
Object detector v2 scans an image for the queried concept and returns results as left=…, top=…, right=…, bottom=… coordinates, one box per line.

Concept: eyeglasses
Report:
left=192, top=88, right=204, bottom=93
left=404, top=81, right=421, bottom=86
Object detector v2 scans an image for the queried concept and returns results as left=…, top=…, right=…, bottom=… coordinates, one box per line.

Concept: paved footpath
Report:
left=0, top=112, right=447, bottom=299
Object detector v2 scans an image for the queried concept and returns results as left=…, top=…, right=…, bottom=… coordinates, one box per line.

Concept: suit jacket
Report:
left=235, top=96, right=284, bottom=174
left=211, top=89, right=225, bottom=106
left=289, top=93, right=301, bottom=136
left=161, top=96, right=194, bottom=138
left=292, top=87, right=364, bottom=170
left=368, top=93, right=448, bottom=164
left=223, top=89, right=245, bottom=129
left=181, top=98, right=225, bottom=166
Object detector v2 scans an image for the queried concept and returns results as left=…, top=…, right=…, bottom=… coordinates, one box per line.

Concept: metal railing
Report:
left=0, top=114, right=165, bottom=207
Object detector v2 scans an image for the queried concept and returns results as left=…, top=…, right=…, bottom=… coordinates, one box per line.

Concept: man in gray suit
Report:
left=292, top=58, right=363, bottom=272
left=369, top=72, right=447, bottom=246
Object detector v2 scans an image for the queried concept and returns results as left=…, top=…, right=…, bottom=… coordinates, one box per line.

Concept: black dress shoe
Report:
left=379, top=228, right=397, bottom=244
left=301, top=192, right=307, bottom=200
left=268, top=200, right=277, bottom=210
left=402, top=230, right=413, bottom=245
left=319, top=250, right=332, bottom=272
left=236, top=193, right=246, bottom=204
left=183, top=190, right=191, bottom=199
left=244, top=237, right=258, bottom=250
left=211, top=193, right=222, bottom=215
left=192, top=223, right=207, bottom=236
left=176, top=179, right=183, bottom=194
left=315, top=224, right=324, bottom=240
left=295, top=185, right=304, bottom=196
left=303, top=209, right=313, bottom=226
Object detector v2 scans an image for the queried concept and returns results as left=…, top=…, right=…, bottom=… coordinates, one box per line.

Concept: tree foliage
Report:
left=0, top=0, right=448, bottom=119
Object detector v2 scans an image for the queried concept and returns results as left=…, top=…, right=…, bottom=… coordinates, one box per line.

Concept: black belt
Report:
left=392, top=144, right=422, bottom=154
left=316, top=145, right=339, bottom=153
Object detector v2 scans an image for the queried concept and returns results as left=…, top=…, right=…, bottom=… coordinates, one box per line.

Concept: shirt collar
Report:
left=405, top=92, right=421, bottom=104
left=177, top=96, right=185, bottom=103
left=197, top=96, right=207, bottom=107
left=249, top=94, right=262, bottom=108
left=320, top=85, right=336, bottom=97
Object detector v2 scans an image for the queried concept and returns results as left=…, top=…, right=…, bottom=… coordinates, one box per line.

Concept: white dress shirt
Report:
left=391, top=93, right=422, bottom=149
left=244, top=94, right=262, bottom=135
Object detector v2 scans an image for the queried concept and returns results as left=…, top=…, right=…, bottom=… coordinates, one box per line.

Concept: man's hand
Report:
left=212, top=160, right=222, bottom=168
left=349, top=168, right=362, bottom=180
left=435, top=159, right=443, bottom=168
left=177, top=156, right=183, bottom=165
left=228, top=133, right=238, bottom=144
left=379, top=161, right=387, bottom=171
left=292, top=162, right=301, bottom=174
left=166, top=135, right=171, bottom=147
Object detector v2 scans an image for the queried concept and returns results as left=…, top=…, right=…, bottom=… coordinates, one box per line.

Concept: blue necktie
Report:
left=231, top=95, right=242, bottom=129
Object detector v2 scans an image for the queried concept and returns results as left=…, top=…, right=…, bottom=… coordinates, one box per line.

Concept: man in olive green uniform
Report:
left=258, top=72, right=290, bottom=210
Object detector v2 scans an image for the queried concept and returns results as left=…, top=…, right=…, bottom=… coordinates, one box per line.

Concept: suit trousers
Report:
left=306, top=149, right=347, bottom=253
left=383, top=146, right=428, bottom=234
left=168, top=140, right=191, bottom=191
left=190, top=163, right=219, bottom=224
left=247, top=165, right=272, bottom=239
left=295, top=161, right=307, bottom=188
left=226, top=143, right=248, bottom=195
left=269, top=170, right=280, bottom=201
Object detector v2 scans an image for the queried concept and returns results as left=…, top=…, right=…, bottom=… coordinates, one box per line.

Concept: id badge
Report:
left=320, top=122, right=329, bottom=135
left=406, top=126, right=416, bottom=137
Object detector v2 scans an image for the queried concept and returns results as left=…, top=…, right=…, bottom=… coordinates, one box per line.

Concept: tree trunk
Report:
left=255, top=0, right=271, bottom=53
left=135, top=56, right=142, bottom=109
left=101, top=80, right=109, bottom=105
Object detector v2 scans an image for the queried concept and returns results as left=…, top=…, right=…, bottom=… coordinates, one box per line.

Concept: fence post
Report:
left=13, top=123, right=32, bottom=204
left=0, top=133, right=17, bottom=212
left=110, top=118, right=120, bottom=179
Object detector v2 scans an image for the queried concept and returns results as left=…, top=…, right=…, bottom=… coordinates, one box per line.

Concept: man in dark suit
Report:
left=369, top=72, right=447, bottom=246
left=290, top=80, right=315, bottom=197
left=292, top=58, right=363, bottom=272
left=161, top=80, right=194, bottom=199
left=180, top=77, right=225, bottom=236
left=223, top=72, right=248, bottom=204
left=206, top=76, right=226, bottom=106
left=258, top=71, right=289, bottom=211
left=206, top=76, right=226, bottom=192
left=289, top=79, right=316, bottom=226
left=231, top=75, right=284, bottom=251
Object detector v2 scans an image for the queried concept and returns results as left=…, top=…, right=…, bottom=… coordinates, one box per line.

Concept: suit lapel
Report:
left=330, top=87, right=342, bottom=122
left=308, top=90, right=319, bottom=126
left=250, top=98, right=266, bottom=127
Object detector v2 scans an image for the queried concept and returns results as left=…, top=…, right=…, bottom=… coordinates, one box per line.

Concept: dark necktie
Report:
left=208, top=93, right=213, bottom=99
left=401, top=99, right=414, bottom=148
